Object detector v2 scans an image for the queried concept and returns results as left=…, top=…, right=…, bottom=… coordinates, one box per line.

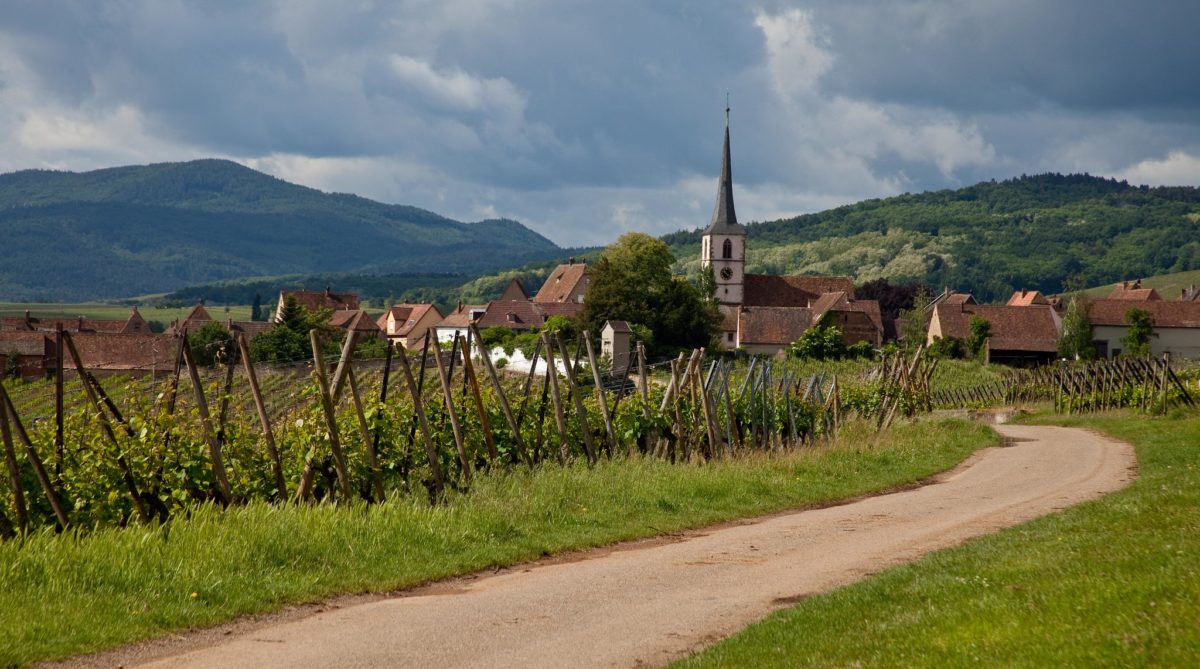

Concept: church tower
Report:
left=700, top=106, right=746, bottom=306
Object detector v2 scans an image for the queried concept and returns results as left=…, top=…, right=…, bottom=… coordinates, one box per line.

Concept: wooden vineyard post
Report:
left=373, top=341, right=393, bottom=463
left=694, top=354, right=720, bottom=459
left=54, top=322, right=64, bottom=480
left=432, top=335, right=471, bottom=483
left=403, top=334, right=433, bottom=457
left=236, top=333, right=286, bottom=501
left=62, top=331, right=149, bottom=523
left=1158, top=353, right=1171, bottom=414
left=309, top=330, right=354, bottom=500
left=328, top=329, right=358, bottom=402
left=552, top=330, right=595, bottom=467
left=0, top=385, right=69, bottom=529
left=214, top=342, right=237, bottom=448
left=636, top=342, right=651, bottom=458
left=515, top=338, right=543, bottom=427
left=393, top=348, right=444, bottom=496
left=721, top=363, right=739, bottom=453
left=0, top=395, right=28, bottom=535
left=347, top=367, right=385, bottom=502
left=457, top=333, right=498, bottom=464
left=470, top=324, right=529, bottom=466
left=583, top=334, right=616, bottom=457
left=540, top=331, right=571, bottom=463
left=181, top=338, right=234, bottom=506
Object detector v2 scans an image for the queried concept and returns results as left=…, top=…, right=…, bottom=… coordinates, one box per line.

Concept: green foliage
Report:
left=1121, top=308, right=1154, bottom=357
left=1058, top=295, right=1096, bottom=360
left=186, top=321, right=234, bottom=366
left=580, top=233, right=718, bottom=356
left=0, top=160, right=561, bottom=301
left=790, top=321, right=848, bottom=360
left=927, top=335, right=965, bottom=359
left=898, top=285, right=932, bottom=346
left=2, top=351, right=19, bottom=380
left=250, top=293, right=263, bottom=322
left=248, top=298, right=338, bottom=363
left=665, top=174, right=1200, bottom=302
left=966, top=316, right=991, bottom=359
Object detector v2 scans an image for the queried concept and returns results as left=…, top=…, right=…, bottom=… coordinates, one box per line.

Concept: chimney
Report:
left=77, top=316, right=84, bottom=331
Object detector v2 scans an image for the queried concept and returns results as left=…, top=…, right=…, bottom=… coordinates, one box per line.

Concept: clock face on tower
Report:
left=720, top=267, right=733, bottom=280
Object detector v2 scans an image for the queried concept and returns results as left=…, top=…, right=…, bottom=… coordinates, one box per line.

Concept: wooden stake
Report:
left=54, top=323, right=64, bottom=481
left=583, top=334, right=616, bottom=456
left=328, top=329, right=358, bottom=402
left=308, top=329, right=353, bottom=500
left=393, top=348, right=445, bottom=496
left=0, top=385, right=69, bottom=529
left=0, top=395, right=28, bottom=534
left=348, top=367, right=385, bottom=502
left=236, top=333, right=286, bottom=501
left=540, top=331, right=571, bottom=463
left=432, top=334, right=471, bottom=482
left=469, top=324, right=529, bottom=466
left=458, top=333, right=498, bottom=464
left=182, top=338, right=234, bottom=506
left=555, top=333, right=596, bottom=464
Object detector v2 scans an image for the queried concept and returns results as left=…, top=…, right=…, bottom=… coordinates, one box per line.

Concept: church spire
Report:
left=705, top=103, right=743, bottom=235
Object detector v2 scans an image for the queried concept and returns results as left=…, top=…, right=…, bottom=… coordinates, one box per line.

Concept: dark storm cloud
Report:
left=1, top=1, right=1198, bottom=246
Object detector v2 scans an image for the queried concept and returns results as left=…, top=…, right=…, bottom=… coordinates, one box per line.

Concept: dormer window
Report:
left=506, top=312, right=517, bottom=323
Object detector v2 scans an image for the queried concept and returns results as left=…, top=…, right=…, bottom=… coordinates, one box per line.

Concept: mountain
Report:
left=0, top=159, right=561, bottom=301
left=664, top=173, right=1200, bottom=303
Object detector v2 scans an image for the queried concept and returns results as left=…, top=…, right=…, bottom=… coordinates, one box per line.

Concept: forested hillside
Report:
left=0, top=160, right=561, bottom=301
left=665, top=174, right=1200, bottom=302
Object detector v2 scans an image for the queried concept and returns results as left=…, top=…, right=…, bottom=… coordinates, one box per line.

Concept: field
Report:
left=0, top=301, right=255, bottom=326
left=677, top=409, right=1200, bottom=668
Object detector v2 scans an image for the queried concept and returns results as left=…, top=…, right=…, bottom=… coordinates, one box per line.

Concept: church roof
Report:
left=703, top=112, right=744, bottom=236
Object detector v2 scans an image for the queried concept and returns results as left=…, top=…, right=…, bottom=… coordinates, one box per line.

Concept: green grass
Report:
left=676, top=410, right=1200, bottom=668
left=0, top=418, right=994, bottom=666
left=0, top=301, right=254, bottom=324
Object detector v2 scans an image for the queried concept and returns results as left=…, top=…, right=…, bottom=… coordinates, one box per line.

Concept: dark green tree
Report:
left=250, top=293, right=263, bottom=321
left=579, top=233, right=718, bottom=356
left=3, top=350, right=21, bottom=380
left=1121, top=308, right=1154, bottom=357
left=187, top=321, right=234, bottom=366
left=897, top=286, right=932, bottom=347
left=966, top=315, right=991, bottom=360
left=1057, top=295, right=1096, bottom=360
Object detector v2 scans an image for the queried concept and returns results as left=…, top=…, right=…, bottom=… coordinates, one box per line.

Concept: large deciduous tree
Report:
left=1121, top=308, right=1154, bottom=357
left=579, top=232, right=718, bottom=356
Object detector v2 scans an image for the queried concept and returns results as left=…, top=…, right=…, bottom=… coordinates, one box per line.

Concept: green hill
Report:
left=1078, top=268, right=1200, bottom=300
left=0, top=160, right=561, bottom=301
left=664, top=173, right=1200, bottom=303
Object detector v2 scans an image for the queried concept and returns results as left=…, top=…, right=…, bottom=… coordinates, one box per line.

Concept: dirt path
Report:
left=82, top=425, right=1135, bottom=669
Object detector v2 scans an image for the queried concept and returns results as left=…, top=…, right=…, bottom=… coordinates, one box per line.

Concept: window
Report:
left=722, top=239, right=732, bottom=259
left=727, top=332, right=734, bottom=342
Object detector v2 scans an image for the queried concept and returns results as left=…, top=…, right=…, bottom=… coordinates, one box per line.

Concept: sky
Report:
left=2, top=0, right=1199, bottom=248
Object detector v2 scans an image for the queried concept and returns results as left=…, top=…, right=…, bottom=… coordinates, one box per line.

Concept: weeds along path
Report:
left=111, top=425, right=1134, bottom=669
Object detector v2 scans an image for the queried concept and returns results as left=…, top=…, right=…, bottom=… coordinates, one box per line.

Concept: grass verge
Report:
left=0, top=418, right=994, bottom=666
left=676, top=410, right=1200, bottom=668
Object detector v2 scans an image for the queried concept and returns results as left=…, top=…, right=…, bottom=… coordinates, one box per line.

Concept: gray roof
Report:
left=704, top=115, right=745, bottom=236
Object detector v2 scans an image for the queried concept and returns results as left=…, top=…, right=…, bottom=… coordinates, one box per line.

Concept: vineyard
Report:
left=1, top=324, right=1196, bottom=537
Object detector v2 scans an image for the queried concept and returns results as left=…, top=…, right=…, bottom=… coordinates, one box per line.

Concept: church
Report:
left=700, top=111, right=884, bottom=355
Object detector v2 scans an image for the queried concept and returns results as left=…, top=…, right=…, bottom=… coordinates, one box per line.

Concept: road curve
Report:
left=115, top=425, right=1135, bottom=669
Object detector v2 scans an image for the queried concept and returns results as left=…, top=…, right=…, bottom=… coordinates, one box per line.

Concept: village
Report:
left=4, top=120, right=1200, bottom=380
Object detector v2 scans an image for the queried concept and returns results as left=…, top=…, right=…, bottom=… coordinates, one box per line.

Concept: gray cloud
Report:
left=1, top=0, right=1198, bottom=248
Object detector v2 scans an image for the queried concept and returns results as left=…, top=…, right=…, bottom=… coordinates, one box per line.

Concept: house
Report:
left=698, top=112, right=883, bottom=355
left=274, top=287, right=360, bottom=321
left=533, top=260, right=588, bottom=304
left=474, top=300, right=583, bottom=334
left=166, top=304, right=269, bottom=342
left=376, top=304, right=444, bottom=349
left=1107, top=280, right=1162, bottom=301
left=499, top=278, right=529, bottom=301
left=433, top=304, right=488, bottom=344
left=927, top=302, right=1060, bottom=366
left=1006, top=290, right=1051, bottom=307
left=1181, top=285, right=1199, bottom=302
left=1086, top=299, right=1200, bottom=359
left=0, top=332, right=53, bottom=380
left=601, top=320, right=632, bottom=374
left=329, top=309, right=384, bottom=341
left=0, top=307, right=150, bottom=335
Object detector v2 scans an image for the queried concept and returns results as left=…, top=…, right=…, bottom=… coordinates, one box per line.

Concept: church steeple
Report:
left=705, top=105, right=744, bottom=235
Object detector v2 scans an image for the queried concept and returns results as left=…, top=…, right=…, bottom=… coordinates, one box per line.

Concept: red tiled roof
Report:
left=1087, top=299, right=1200, bottom=328
left=603, top=320, right=631, bottom=333
left=1, top=314, right=130, bottom=334
left=533, top=263, right=588, bottom=303
left=1108, top=281, right=1162, bottom=301
left=932, top=304, right=1059, bottom=352
left=499, top=278, right=529, bottom=301
left=1007, top=290, right=1050, bottom=307
left=329, top=310, right=381, bottom=333
left=435, top=304, right=487, bottom=329
left=281, top=289, right=360, bottom=314
left=742, top=274, right=855, bottom=308
left=737, top=307, right=814, bottom=346
left=67, top=333, right=179, bottom=371
left=0, top=332, right=52, bottom=356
